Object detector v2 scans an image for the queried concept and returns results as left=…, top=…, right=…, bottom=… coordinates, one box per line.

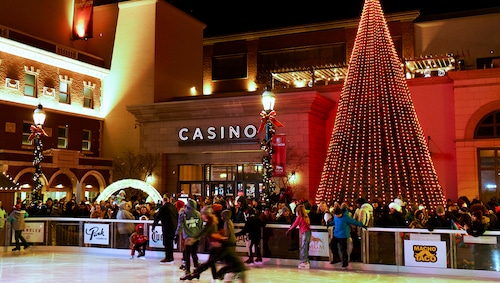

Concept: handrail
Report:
left=2, top=217, right=498, bottom=279
left=365, top=226, right=500, bottom=235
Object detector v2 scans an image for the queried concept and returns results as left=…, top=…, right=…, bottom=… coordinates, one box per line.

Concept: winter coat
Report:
left=426, top=211, right=456, bottom=231
left=235, top=214, right=262, bottom=241
left=287, top=214, right=311, bottom=235
left=328, top=210, right=364, bottom=239
left=0, top=208, right=8, bottom=229
left=117, top=202, right=135, bottom=235
left=467, top=219, right=486, bottom=237
left=221, top=209, right=237, bottom=246
left=130, top=232, right=148, bottom=245
left=175, top=199, right=203, bottom=239
left=354, top=203, right=374, bottom=235
left=8, top=209, right=28, bottom=231
left=152, top=202, right=178, bottom=236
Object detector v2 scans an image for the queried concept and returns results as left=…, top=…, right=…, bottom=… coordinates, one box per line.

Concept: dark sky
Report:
left=95, top=0, right=500, bottom=37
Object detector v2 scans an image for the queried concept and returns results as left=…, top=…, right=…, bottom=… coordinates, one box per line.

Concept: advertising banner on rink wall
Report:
left=149, top=225, right=177, bottom=249
left=308, top=231, right=329, bottom=257
left=272, top=134, right=286, bottom=177
left=13, top=222, right=44, bottom=244
left=84, top=223, right=109, bottom=245
left=404, top=239, right=447, bottom=268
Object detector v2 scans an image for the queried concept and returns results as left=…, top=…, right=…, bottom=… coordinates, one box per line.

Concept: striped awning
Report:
left=405, top=55, right=456, bottom=77
left=271, top=64, right=348, bottom=88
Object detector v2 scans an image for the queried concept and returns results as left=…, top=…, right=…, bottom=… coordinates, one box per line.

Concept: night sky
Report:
left=95, top=0, right=500, bottom=37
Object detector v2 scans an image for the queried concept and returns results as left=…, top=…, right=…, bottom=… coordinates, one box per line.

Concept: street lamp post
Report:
left=30, top=104, right=47, bottom=203
left=258, top=87, right=282, bottom=203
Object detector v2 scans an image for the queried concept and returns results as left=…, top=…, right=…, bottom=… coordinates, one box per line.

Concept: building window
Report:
left=58, top=126, right=68, bottom=149
left=475, top=110, right=500, bottom=138
left=82, top=130, right=91, bottom=151
left=24, top=73, right=37, bottom=97
left=59, top=81, right=70, bottom=104
left=476, top=110, right=500, bottom=201
left=258, top=43, right=346, bottom=71
left=22, top=122, right=32, bottom=145
left=178, top=164, right=262, bottom=198
left=212, top=54, right=248, bottom=80
left=83, top=87, right=93, bottom=108
left=478, top=149, right=500, bottom=202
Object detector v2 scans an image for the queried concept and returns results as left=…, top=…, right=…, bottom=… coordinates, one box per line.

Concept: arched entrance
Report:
left=96, top=179, right=162, bottom=204
left=80, top=170, right=107, bottom=202
left=14, top=168, right=48, bottom=203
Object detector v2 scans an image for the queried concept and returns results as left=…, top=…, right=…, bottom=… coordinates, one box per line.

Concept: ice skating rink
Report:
left=0, top=248, right=498, bottom=283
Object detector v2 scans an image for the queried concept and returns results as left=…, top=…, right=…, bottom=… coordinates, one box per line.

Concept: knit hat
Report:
left=394, top=198, right=406, bottom=207
left=212, top=203, right=223, bottom=213
left=389, top=202, right=402, bottom=212
left=324, top=212, right=333, bottom=223
left=135, top=224, right=144, bottom=232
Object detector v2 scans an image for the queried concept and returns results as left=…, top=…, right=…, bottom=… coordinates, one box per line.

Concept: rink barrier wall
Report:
left=0, top=217, right=498, bottom=280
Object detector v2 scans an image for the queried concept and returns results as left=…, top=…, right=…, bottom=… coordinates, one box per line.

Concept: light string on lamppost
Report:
left=257, top=87, right=283, bottom=203
left=29, top=104, right=47, bottom=203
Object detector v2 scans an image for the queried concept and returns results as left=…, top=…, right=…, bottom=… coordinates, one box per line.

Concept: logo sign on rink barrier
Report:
left=149, top=225, right=178, bottom=249
left=309, top=231, right=329, bottom=257
left=84, top=223, right=110, bottom=245
left=404, top=240, right=447, bottom=268
left=13, top=222, right=44, bottom=243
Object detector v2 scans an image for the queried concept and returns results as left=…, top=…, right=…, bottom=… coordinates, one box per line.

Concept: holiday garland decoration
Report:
left=30, top=125, right=47, bottom=202
left=259, top=109, right=283, bottom=202
left=315, top=0, right=446, bottom=209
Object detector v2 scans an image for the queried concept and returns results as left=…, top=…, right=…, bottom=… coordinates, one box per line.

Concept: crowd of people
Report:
left=7, top=189, right=500, bottom=280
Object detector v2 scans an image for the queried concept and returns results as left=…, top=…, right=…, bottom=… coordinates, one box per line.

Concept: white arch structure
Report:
left=96, top=179, right=162, bottom=204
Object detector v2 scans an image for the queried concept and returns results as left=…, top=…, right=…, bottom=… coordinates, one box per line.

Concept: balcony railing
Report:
left=0, top=24, right=105, bottom=68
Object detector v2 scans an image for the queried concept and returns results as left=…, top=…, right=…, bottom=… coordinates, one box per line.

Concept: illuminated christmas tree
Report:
left=315, top=0, right=446, bottom=209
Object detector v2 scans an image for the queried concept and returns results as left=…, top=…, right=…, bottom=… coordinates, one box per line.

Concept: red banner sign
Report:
left=72, top=0, right=94, bottom=40
left=272, top=134, right=286, bottom=177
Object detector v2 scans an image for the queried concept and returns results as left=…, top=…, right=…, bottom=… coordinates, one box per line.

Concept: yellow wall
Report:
left=101, top=0, right=205, bottom=161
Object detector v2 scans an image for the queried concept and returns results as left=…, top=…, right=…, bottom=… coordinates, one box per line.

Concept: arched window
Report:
left=476, top=110, right=500, bottom=202
left=475, top=110, right=500, bottom=138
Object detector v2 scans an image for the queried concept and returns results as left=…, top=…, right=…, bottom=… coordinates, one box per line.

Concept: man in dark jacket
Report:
left=426, top=205, right=456, bottom=231
left=235, top=208, right=263, bottom=265
left=153, top=194, right=178, bottom=263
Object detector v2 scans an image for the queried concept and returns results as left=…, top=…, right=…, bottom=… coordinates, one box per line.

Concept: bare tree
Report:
left=274, top=145, right=308, bottom=196
left=114, top=150, right=160, bottom=181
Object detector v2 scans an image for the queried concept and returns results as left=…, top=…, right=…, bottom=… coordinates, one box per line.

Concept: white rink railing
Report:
left=1, top=217, right=498, bottom=280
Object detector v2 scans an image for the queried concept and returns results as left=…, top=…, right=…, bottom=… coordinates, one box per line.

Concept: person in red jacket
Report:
left=129, top=224, right=148, bottom=259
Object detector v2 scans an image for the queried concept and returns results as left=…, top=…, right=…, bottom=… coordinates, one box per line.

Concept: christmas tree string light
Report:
left=315, top=0, right=446, bottom=209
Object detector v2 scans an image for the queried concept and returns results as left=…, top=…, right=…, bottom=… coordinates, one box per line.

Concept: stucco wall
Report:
left=449, top=69, right=500, bottom=200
